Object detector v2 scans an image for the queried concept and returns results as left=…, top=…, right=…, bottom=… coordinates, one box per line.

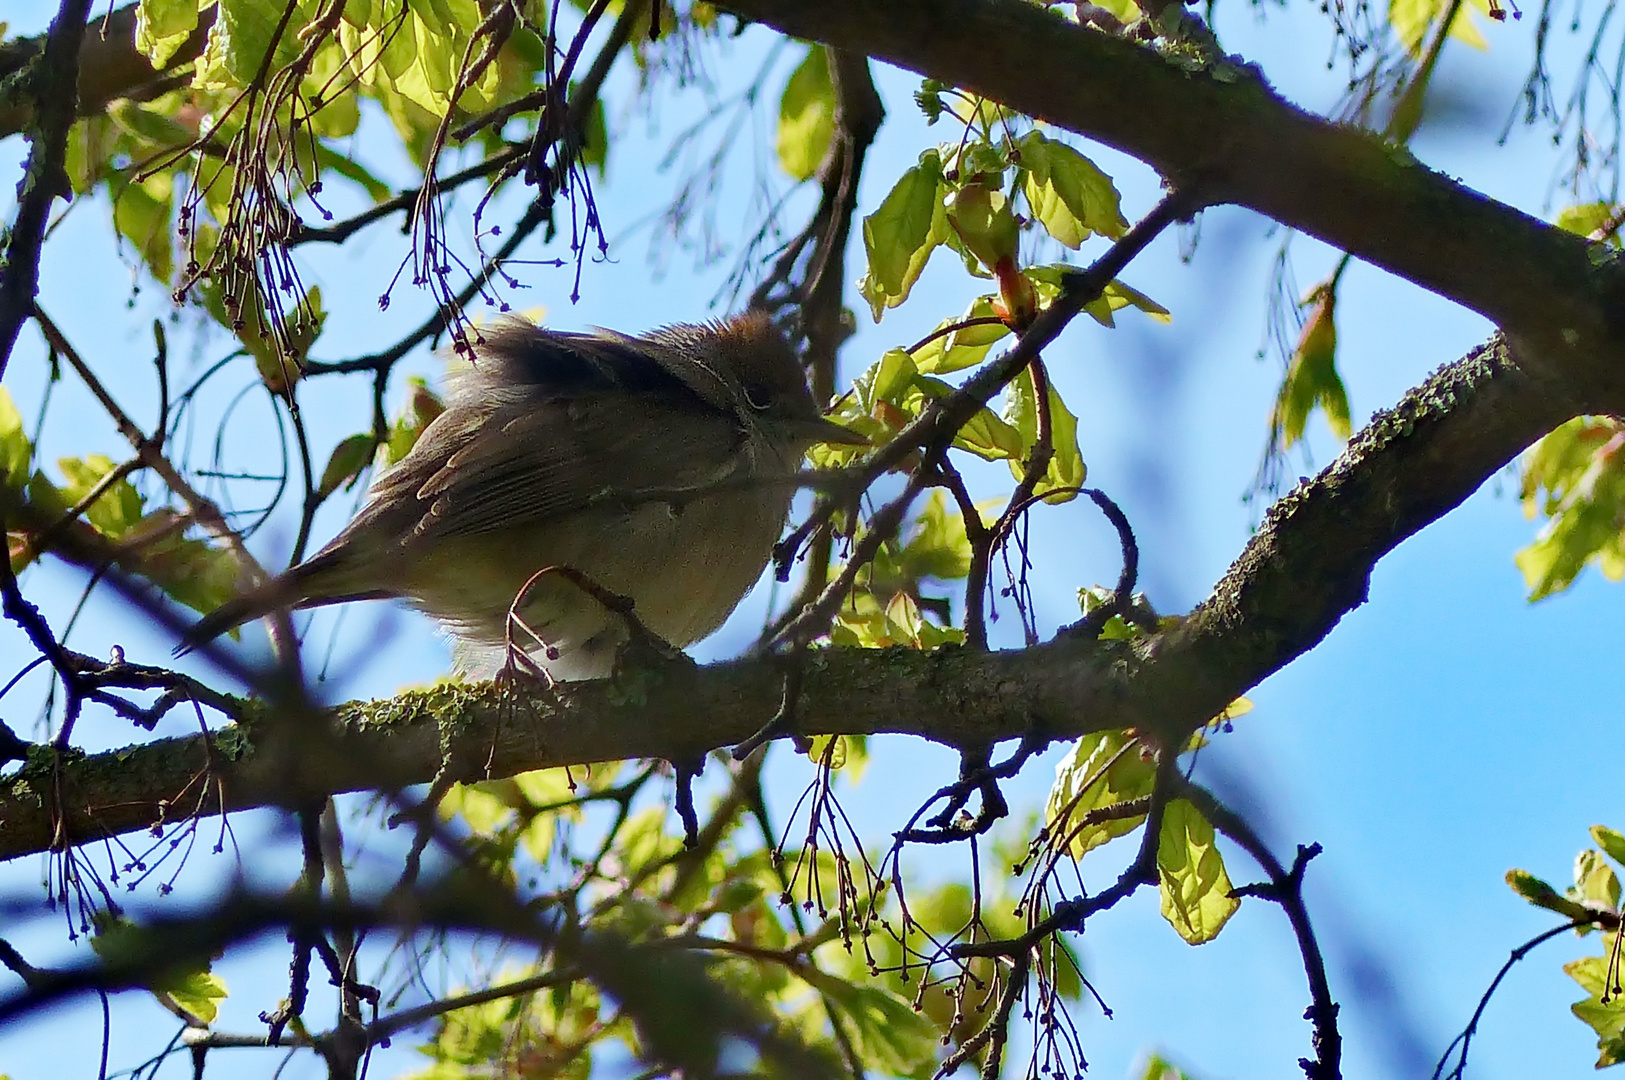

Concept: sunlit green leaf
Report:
left=1593, top=826, right=1625, bottom=868
left=1046, top=730, right=1154, bottom=858
left=194, top=0, right=313, bottom=91
left=93, top=917, right=228, bottom=1023
left=317, top=435, right=374, bottom=503
left=802, top=972, right=937, bottom=1077
left=57, top=455, right=143, bottom=538
left=112, top=173, right=175, bottom=285
left=1389, top=0, right=1496, bottom=55
left=166, top=969, right=230, bottom=1023
left=1017, top=130, right=1128, bottom=247
left=1084, top=280, right=1173, bottom=328
left=1567, top=946, right=1625, bottom=1067
left=127, top=513, right=244, bottom=615
left=1157, top=799, right=1239, bottom=944
left=1515, top=418, right=1625, bottom=600
left=304, top=44, right=361, bottom=138
left=1003, top=367, right=1085, bottom=499
left=0, top=387, right=31, bottom=495
left=1556, top=202, right=1619, bottom=244
left=900, top=491, right=972, bottom=581
left=952, top=405, right=1025, bottom=462
left=913, top=295, right=1010, bottom=375
left=1272, top=283, right=1350, bottom=448
left=1506, top=868, right=1594, bottom=921
left=1574, top=849, right=1622, bottom=911
left=776, top=46, right=835, bottom=182
left=135, top=0, right=200, bottom=68
left=1137, top=1053, right=1197, bottom=1080
left=805, top=734, right=849, bottom=768
left=944, top=182, right=1020, bottom=273
left=859, top=150, right=944, bottom=320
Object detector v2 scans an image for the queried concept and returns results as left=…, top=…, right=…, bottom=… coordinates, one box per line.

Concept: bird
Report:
left=177, top=311, right=863, bottom=678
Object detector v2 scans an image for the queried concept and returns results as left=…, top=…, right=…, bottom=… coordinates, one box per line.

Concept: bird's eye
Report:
left=743, top=383, right=774, bottom=411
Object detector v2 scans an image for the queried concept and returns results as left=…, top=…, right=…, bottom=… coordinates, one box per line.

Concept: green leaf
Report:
left=312, top=144, right=392, bottom=201
left=318, top=434, right=375, bottom=500
left=912, top=295, right=1010, bottom=375
left=900, top=491, right=972, bottom=581
left=302, top=44, right=360, bottom=138
left=380, top=378, right=446, bottom=467
left=194, top=0, right=311, bottom=91
left=1084, top=279, right=1173, bottom=328
left=1575, top=849, right=1622, bottom=911
left=1024, top=264, right=1169, bottom=328
left=120, top=512, right=243, bottom=616
left=858, top=151, right=944, bottom=320
left=913, top=78, right=945, bottom=124
left=379, top=5, right=419, bottom=81
left=831, top=590, right=963, bottom=650
left=1046, top=730, right=1154, bottom=858
left=579, top=94, right=609, bottom=176
left=1593, top=825, right=1625, bottom=867
left=135, top=0, right=200, bottom=68
left=802, top=973, right=937, bottom=1077
left=57, top=455, right=143, bottom=538
left=92, top=917, right=228, bottom=1022
left=166, top=969, right=230, bottom=1023
left=857, top=348, right=919, bottom=410
left=1514, top=418, right=1625, bottom=600
left=1556, top=202, right=1618, bottom=243
left=944, top=182, right=1020, bottom=271
left=1272, top=284, right=1350, bottom=448
left=196, top=279, right=315, bottom=393
left=1157, top=799, right=1240, bottom=944
left=1003, top=367, right=1085, bottom=499
left=1137, top=1054, right=1197, bottom=1080
left=107, top=99, right=194, bottom=148
left=1506, top=868, right=1594, bottom=921
left=1017, top=130, right=1129, bottom=247
left=1567, top=949, right=1625, bottom=1067
left=805, top=734, right=849, bottom=768
left=112, top=173, right=175, bottom=285
left=952, top=405, right=1026, bottom=462
left=0, top=387, right=31, bottom=495
left=1389, top=0, right=1495, bottom=55
left=776, top=46, right=835, bottom=182
left=440, top=781, right=516, bottom=835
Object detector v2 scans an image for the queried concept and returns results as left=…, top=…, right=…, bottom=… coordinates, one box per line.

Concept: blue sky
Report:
left=0, top=2, right=1620, bottom=1079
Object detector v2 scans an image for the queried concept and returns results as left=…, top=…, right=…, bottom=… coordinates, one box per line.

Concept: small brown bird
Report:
left=179, top=312, right=862, bottom=678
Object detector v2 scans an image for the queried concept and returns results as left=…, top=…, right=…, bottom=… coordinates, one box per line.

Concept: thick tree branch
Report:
left=0, top=635, right=1131, bottom=861
left=0, top=332, right=1575, bottom=861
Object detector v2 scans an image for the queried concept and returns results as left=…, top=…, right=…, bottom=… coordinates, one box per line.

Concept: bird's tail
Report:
left=173, top=580, right=301, bottom=657
left=173, top=552, right=391, bottom=656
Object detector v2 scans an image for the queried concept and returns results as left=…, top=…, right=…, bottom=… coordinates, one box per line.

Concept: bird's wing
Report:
left=309, top=325, right=747, bottom=553
left=404, top=391, right=746, bottom=541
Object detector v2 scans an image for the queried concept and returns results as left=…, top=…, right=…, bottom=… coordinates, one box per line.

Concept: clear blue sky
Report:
left=0, top=3, right=1619, bottom=1079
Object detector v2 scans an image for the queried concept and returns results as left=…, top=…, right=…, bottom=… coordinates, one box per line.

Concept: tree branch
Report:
left=0, top=0, right=93, bottom=381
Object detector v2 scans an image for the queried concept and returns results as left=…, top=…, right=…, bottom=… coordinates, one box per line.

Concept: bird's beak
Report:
left=794, top=416, right=869, bottom=447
